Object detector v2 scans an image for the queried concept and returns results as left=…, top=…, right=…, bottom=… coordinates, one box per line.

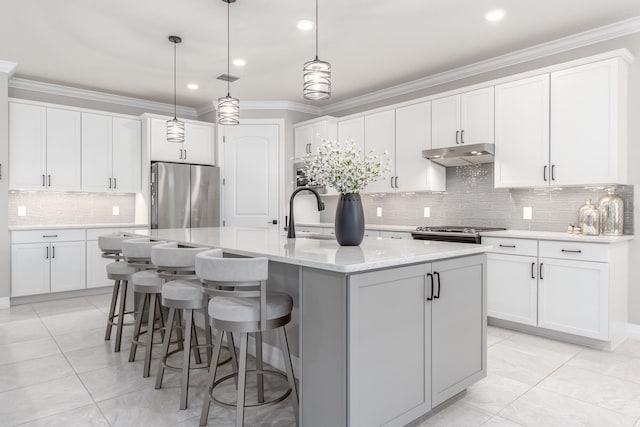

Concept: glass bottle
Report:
left=598, top=188, right=624, bottom=236
left=581, top=205, right=600, bottom=236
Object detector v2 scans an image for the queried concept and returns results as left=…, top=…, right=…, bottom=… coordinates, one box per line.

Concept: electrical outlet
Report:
left=376, top=207, right=383, bottom=217
left=112, top=206, right=120, bottom=216
left=17, top=206, right=26, bottom=217
left=523, top=207, right=532, bottom=220
left=423, top=207, right=431, bottom=218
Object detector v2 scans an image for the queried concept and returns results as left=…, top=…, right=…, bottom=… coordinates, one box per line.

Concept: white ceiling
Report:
left=1, top=0, right=639, bottom=110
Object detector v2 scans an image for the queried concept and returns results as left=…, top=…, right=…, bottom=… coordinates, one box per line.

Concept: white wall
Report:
left=0, top=73, right=8, bottom=301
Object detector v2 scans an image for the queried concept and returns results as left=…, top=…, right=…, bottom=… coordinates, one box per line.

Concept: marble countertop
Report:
left=133, top=227, right=489, bottom=273
left=297, top=222, right=416, bottom=233
left=9, top=223, right=149, bottom=231
left=480, top=229, right=634, bottom=243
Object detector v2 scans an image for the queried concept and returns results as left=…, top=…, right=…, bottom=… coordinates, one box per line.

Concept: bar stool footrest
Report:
left=160, top=344, right=232, bottom=372
left=208, top=369, right=292, bottom=410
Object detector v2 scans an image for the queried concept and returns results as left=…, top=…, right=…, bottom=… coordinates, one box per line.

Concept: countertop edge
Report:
left=480, top=230, right=634, bottom=243
left=297, top=222, right=415, bottom=233
left=9, top=224, right=149, bottom=231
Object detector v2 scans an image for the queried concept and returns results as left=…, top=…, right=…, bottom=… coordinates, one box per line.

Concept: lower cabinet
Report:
left=487, top=253, right=537, bottom=326
left=86, top=240, right=112, bottom=288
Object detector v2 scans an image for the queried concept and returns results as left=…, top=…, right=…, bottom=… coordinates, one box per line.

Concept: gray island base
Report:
left=132, top=227, right=488, bottom=427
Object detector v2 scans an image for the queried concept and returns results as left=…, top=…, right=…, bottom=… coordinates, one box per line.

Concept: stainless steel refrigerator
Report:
left=150, top=162, right=220, bottom=229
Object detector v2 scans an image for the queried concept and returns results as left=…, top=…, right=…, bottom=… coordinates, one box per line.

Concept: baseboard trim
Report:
left=628, top=323, right=640, bottom=340
left=10, top=286, right=113, bottom=306
left=0, top=297, right=10, bottom=309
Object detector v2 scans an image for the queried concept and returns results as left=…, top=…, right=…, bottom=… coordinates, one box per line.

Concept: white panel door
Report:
left=538, top=257, right=609, bottom=340
left=461, top=87, right=494, bottom=145
left=86, top=240, right=112, bottom=288
left=487, top=253, right=538, bottom=326
left=222, top=124, right=280, bottom=228
left=46, top=108, right=81, bottom=191
left=9, top=102, right=46, bottom=189
left=82, top=113, right=112, bottom=192
left=183, top=123, right=214, bottom=165
left=494, top=74, right=550, bottom=188
left=150, top=118, right=182, bottom=162
left=364, top=110, right=395, bottom=193
left=550, top=59, right=620, bottom=185
left=112, top=117, right=141, bottom=192
left=11, top=243, right=50, bottom=297
left=337, top=117, right=365, bottom=158
left=395, top=102, right=445, bottom=192
left=431, top=95, right=460, bottom=149
left=50, top=241, right=86, bottom=293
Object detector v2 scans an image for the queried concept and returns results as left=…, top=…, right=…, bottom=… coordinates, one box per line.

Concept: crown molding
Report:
left=195, top=101, right=216, bottom=117
left=0, top=60, right=17, bottom=77
left=193, top=100, right=324, bottom=117
left=322, top=16, right=640, bottom=114
left=8, top=78, right=198, bottom=117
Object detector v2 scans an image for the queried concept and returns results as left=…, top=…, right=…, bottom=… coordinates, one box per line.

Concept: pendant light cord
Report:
left=315, top=0, right=319, bottom=60
left=173, top=40, right=177, bottom=119
left=227, top=0, right=230, bottom=97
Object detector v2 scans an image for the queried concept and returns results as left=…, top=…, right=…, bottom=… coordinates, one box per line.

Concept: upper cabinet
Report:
left=337, top=116, right=365, bottom=158
left=149, top=117, right=215, bottom=165
left=293, top=117, right=337, bottom=159
left=9, top=102, right=81, bottom=191
left=82, top=113, right=141, bottom=193
left=431, top=87, right=494, bottom=149
left=364, top=110, right=396, bottom=193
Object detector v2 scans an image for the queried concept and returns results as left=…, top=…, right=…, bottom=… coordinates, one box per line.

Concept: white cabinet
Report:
left=49, top=241, right=86, bottom=293
left=86, top=240, right=113, bottom=289
left=11, top=243, right=50, bottom=297
left=9, top=103, right=81, bottom=191
left=487, top=253, right=538, bottom=326
left=150, top=117, right=215, bottom=165
left=379, top=230, right=412, bottom=240
left=432, top=87, right=494, bottom=149
left=364, top=110, right=396, bottom=193
left=293, top=117, right=337, bottom=158
left=337, top=116, right=365, bottom=158
left=82, top=113, right=141, bottom=193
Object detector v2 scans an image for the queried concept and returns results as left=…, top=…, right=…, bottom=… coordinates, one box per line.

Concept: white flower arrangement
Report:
left=304, top=139, right=391, bottom=194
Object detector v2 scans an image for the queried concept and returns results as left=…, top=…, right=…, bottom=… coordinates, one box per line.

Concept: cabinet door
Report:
left=81, top=113, right=112, bottom=192
left=310, top=122, right=328, bottom=154
left=294, top=125, right=312, bottom=158
left=11, top=243, right=50, bottom=297
left=349, top=264, right=431, bottom=426
left=150, top=118, right=182, bottom=162
left=112, top=117, right=141, bottom=192
left=86, top=240, right=112, bottom=288
left=395, top=102, right=446, bottom=192
left=550, top=59, right=623, bottom=185
left=337, top=117, right=365, bottom=158
left=494, top=74, right=550, bottom=188
left=432, top=255, right=485, bottom=406
left=9, top=103, right=46, bottom=189
left=184, top=123, right=214, bottom=165
left=50, top=241, right=86, bottom=293
left=461, top=87, right=494, bottom=145
left=538, top=257, right=608, bottom=340
left=46, top=108, right=81, bottom=191
left=364, top=110, right=395, bottom=193
left=487, top=253, right=537, bottom=326
left=431, top=95, right=460, bottom=149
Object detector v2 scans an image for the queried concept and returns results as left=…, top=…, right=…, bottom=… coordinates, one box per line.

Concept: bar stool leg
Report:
left=128, top=294, right=148, bottom=362
left=156, top=307, right=176, bottom=390
left=143, top=293, right=157, bottom=377
left=203, top=295, right=213, bottom=364
left=156, top=294, right=165, bottom=341
left=114, top=280, right=128, bottom=352
left=279, top=327, right=299, bottom=426
left=181, top=308, right=194, bottom=410
left=236, top=333, right=248, bottom=427
left=176, top=310, right=184, bottom=352
left=199, top=331, right=224, bottom=426
left=227, top=332, right=239, bottom=387
left=105, top=280, right=120, bottom=341
left=191, top=315, right=202, bottom=366
left=255, top=331, right=265, bottom=403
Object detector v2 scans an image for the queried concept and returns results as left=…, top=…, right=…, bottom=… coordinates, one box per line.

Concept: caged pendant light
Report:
left=303, top=0, right=331, bottom=100
left=167, top=35, right=185, bottom=143
left=217, top=0, right=240, bottom=126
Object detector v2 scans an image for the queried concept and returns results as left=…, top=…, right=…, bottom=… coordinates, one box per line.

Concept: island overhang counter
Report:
left=131, top=227, right=490, bottom=427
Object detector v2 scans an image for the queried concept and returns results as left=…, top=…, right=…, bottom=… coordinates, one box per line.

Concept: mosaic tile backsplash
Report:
left=319, top=164, right=634, bottom=235
left=8, top=191, right=136, bottom=225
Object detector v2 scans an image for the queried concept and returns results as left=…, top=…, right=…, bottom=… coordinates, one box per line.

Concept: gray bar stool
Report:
left=99, top=233, right=136, bottom=353
left=196, top=249, right=299, bottom=427
left=122, top=237, right=167, bottom=377
left=152, top=242, right=212, bottom=410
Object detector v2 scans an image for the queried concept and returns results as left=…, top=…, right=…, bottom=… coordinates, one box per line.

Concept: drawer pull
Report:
left=561, top=249, right=582, bottom=253
left=499, top=244, right=516, bottom=248
left=42, top=234, right=58, bottom=238
left=391, top=236, right=402, bottom=239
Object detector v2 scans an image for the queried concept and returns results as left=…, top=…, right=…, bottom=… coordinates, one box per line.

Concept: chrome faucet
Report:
left=287, top=187, right=325, bottom=238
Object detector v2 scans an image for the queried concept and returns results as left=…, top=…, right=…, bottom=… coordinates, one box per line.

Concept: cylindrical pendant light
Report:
left=303, top=0, right=331, bottom=100
left=218, top=0, right=240, bottom=126
left=167, top=35, right=185, bottom=143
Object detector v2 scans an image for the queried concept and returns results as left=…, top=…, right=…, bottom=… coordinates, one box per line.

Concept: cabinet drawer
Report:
left=539, top=240, right=609, bottom=263
left=482, top=237, right=537, bottom=256
left=380, top=231, right=412, bottom=240
left=86, top=227, right=142, bottom=241
left=12, top=229, right=86, bottom=244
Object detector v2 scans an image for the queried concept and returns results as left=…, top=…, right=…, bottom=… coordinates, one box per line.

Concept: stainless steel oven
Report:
left=411, top=226, right=506, bottom=244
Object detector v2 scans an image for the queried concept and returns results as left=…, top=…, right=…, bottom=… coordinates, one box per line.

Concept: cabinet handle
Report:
left=455, top=130, right=460, bottom=144
left=539, top=263, right=544, bottom=280
left=184, top=149, right=187, bottom=160
left=48, top=175, right=51, bottom=187
left=45, top=246, right=49, bottom=259
left=543, top=165, right=548, bottom=182
left=390, top=236, right=402, bottom=239
left=460, top=129, right=465, bottom=144
left=42, top=234, right=58, bottom=238
left=390, top=177, right=394, bottom=188
left=551, top=165, right=556, bottom=181
left=179, top=149, right=183, bottom=160
left=0, top=163, right=2, bottom=180
left=113, top=178, right=117, bottom=189
left=499, top=244, right=516, bottom=248
left=561, top=249, right=582, bottom=253
left=531, top=262, right=536, bottom=279
left=52, top=246, right=55, bottom=259
left=427, top=273, right=434, bottom=301
left=42, top=174, right=46, bottom=187
left=434, top=272, right=441, bottom=299
left=395, top=176, right=399, bottom=188
left=109, top=177, right=112, bottom=189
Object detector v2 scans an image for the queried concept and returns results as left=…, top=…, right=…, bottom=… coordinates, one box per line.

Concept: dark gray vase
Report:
left=335, top=193, right=365, bottom=246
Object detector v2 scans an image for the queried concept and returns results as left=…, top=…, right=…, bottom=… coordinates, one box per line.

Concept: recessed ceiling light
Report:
left=232, top=58, right=246, bottom=67
left=485, top=9, right=506, bottom=22
left=297, top=20, right=314, bottom=31
left=187, top=83, right=199, bottom=90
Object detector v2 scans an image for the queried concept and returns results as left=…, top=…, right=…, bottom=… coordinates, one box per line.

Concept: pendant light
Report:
left=217, top=0, right=240, bottom=126
left=167, top=35, right=185, bottom=143
left=303, top=0, right=331, bottom=100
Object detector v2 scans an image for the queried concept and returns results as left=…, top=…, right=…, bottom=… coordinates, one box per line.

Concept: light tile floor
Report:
left=2, top=295, right=640, bottom=426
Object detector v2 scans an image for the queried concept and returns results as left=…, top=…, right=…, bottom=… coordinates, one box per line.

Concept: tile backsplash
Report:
left=8, top=191, right=136, bottom=226
left=319, top=163, right=634, bottom=235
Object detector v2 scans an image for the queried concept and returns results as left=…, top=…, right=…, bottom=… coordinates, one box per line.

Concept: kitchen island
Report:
left=132, top=226, right=490, bottom=427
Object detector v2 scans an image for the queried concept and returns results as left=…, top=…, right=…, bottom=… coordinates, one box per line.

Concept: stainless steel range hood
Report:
left=422, top=143, right=494, bottom=167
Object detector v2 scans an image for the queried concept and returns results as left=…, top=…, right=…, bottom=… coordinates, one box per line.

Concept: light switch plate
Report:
left=376, top=207, right=383, bottom=217
left=423, top=207, right=431, bottom=218
left=17, top=206, right=26, bottom=217
left=112, top=206, right=120, bottom=216
left=523, top=207, right=532, bottom=220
